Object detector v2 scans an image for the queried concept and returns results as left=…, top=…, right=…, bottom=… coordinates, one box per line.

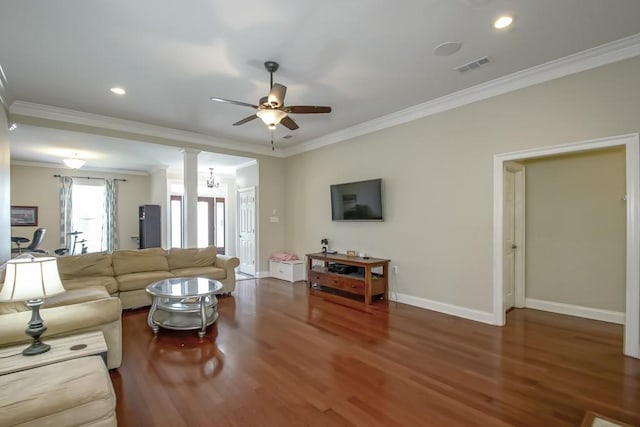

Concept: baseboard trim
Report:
left=390, top=292, right=495, bottom=325
left=254, top=270, right=269, bottom=279
left=525, top=298, right=625, bottom=325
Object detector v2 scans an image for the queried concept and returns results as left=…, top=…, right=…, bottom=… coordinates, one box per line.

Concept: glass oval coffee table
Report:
left=146, top=277, right=223, bottom=337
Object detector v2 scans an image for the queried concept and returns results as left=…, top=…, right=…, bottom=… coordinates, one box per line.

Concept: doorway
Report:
left=493, top=133, right=640, bottom=358
left=237, top=187, right=256, bottom=276
left=503, top=162, right=525, bottom=312
left=170, top=195, right=226, bottom=253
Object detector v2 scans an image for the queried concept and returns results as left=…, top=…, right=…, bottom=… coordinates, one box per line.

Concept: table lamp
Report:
left=0, top=256, right=65, bottom=355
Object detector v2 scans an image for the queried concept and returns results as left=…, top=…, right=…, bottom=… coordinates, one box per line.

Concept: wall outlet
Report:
left=392, top=265, right=398, bottom=274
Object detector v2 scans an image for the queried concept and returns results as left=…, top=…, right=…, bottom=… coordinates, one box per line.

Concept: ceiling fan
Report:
left=210, top=61, right=332, bottom=131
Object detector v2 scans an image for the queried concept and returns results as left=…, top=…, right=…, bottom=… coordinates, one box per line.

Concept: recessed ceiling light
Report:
left=433, top=41, right=462, bottom=57
left=494, top=15, right=513, bottom=29
left=8, top=123, right=17, bottom=131
left=110, top=87, right=126, bottom=95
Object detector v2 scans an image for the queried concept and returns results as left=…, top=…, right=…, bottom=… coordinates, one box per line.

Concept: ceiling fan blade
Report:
left=210, top=97, right=258, bottom=109
left=233, top=114, right=258, bottom=126
left=286, top=105, right=332, bottom=114
left=268, top=84, right=287, bottom=107
left=280, top=116, right=299, bottom=130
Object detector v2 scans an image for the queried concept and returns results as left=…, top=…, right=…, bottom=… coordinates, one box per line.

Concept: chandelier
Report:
left=207, top=168, right=220, bottom=189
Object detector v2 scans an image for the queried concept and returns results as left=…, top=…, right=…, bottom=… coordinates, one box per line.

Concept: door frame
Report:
left=492, top=133, right=640, bottom=358
left=504, top=161, right=526, bottom=309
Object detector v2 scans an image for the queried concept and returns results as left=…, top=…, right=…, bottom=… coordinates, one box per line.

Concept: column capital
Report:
left=180, top=148, right=201, bottom=155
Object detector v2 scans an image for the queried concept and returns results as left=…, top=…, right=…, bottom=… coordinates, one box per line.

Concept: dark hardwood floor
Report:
left=110, top=278, right=640, bottom=426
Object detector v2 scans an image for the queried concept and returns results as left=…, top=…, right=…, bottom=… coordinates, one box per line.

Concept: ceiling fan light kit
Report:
left=256, top=108, right=287, bottom=129
left=211, top=60, right=332, bottom=137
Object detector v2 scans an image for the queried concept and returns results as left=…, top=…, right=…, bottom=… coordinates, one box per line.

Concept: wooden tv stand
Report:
left=306, top=252, right=390, bottom=305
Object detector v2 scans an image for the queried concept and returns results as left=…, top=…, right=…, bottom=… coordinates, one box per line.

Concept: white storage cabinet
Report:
left=269, top=260, right=306, bottom=282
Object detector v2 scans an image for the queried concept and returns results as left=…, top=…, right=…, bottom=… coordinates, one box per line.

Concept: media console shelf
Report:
left=306, top=252, right=390, bottom=305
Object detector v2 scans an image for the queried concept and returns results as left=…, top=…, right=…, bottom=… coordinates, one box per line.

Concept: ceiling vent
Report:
left=454, top=56, right=491, bottom=73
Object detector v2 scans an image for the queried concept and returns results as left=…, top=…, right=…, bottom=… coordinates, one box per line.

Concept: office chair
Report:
left=11, top=228, right=47, bottom=254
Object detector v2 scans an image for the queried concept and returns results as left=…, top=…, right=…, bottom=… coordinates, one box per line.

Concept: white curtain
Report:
left=59, top=176, right=73, bottom=249
left=104, top=179, right=119, bottom=252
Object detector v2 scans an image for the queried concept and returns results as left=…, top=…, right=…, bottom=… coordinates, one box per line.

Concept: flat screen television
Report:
left=330, top=178, right=383, bottom=221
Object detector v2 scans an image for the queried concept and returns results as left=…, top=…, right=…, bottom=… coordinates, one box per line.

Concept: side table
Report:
left=0, top=330, right=107, bottom=375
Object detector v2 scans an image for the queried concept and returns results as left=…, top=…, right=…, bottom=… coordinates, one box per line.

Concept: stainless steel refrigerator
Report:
left=139, top=204, right=161, bottom=249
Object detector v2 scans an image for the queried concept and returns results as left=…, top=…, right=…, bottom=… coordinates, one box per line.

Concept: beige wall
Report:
left=285, top=56, right=640, bottom=313
left=524, top=148, right=626, bottom=311
left=235, top=159, right=286, bottom=272
left=0, top=109, right=9, bottom=263
left=149, top=168, right=169, bottom=248
left=10, top=165, right=151, bottom=254
left=258, top=157, right=286, bottom=272
left=236, top=162, right=258, bottom=189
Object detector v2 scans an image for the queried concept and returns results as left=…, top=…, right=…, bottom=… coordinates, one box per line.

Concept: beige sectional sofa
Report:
left=59, top=246, right=240, bottom=309
left=0, top=246, right=240, bottom=370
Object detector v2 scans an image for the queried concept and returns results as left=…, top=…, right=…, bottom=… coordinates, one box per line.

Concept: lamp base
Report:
left=23, top=298, right=51, bottom=356
left=22, top=341, right=51, bottom=356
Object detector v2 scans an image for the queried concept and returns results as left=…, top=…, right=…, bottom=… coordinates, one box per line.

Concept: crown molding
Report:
left=9, top=101, right=286, bottom=158
left=234, top=159, right=258, bottom=170
left=285, top=33, right=640, bottom=157
left=11, top=160, right=150, bottom=175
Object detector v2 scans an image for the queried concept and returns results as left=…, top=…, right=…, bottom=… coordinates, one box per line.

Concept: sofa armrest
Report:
left=213, top=255, right=240, bottom=294
left=214, top=255, right=240, bottom=272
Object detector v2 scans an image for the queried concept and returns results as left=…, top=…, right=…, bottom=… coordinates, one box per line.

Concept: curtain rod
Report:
left=53, top=174, right=128, bottom=182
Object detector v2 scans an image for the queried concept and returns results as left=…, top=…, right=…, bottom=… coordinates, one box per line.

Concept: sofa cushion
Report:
left=170, top=266, right=226, bottom=280
left=168, top=246, right=217, bottom=270
left=0, top=356, right=116, bottom=427
left=43, top=286, right=111, bottom=308
left=56, top=251, right=114, bottom=279
left=112, top=248, right=169, bottom=275
left=116, top=271, right=174, bottom=292
left=62, top=276, right=119, bottom=295
left=0, top=301, right=28, bottom=315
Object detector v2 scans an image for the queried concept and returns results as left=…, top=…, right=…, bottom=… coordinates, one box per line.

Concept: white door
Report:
left=503, top=162, right=525, bottom=312
left=237, top=187, right=256, bottom=275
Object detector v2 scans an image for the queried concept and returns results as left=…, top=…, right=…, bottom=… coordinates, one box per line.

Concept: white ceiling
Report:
left=1, top=0, right=640, bottom=171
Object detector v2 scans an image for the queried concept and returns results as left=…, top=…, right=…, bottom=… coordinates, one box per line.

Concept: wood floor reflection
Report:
left=111, top=278, right=640, bottom=426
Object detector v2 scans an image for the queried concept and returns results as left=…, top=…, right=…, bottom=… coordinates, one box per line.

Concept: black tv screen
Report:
left=330, top=179, right=383, bottom=221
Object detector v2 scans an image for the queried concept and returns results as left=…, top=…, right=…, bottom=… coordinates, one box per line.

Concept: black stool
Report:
left=11, top=236, right=30, bottom=254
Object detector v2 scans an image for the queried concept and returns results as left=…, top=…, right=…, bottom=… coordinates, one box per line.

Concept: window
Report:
left=71, top=181, right=105, bottom=253
left=170, top=196, right=225, bottom=253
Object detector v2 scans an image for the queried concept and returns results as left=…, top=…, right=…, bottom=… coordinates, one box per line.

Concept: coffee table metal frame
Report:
left=146, top=277, right=223, bottom=338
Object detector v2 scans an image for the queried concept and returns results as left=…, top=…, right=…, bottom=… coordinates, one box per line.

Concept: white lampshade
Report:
left=256, top=108, right=287, bottom=128
left=0, top=257, right=65, bottom=301
left=63, top=155, right=86, bottom=169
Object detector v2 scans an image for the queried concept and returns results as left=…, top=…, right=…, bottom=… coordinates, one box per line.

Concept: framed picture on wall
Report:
left=11, top=206, right=38, bottom=226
